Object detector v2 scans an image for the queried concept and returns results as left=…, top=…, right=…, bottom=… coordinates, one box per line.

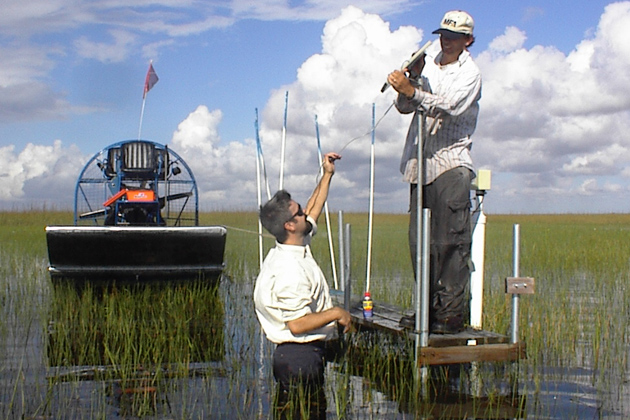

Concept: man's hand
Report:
left=387, top=70, right=416, bottom=99
left=335, top=307, right=352, bottom=333
left=322, top=152, right=341, bottom=175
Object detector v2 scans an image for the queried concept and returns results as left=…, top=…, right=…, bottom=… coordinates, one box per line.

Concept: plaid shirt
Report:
left=396, top=43, right=481, bottom=185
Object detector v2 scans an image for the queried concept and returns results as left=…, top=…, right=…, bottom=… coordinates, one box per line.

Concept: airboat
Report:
left=46, top=139, right=227, bottom=281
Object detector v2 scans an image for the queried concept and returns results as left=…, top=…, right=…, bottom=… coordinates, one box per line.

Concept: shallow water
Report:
left=1, top=258, right=629, bottom=419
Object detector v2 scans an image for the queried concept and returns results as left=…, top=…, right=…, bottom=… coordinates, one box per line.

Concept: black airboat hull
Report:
left=46, top=226, right=227, bottom=281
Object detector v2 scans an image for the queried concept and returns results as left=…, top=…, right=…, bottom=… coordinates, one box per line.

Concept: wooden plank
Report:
left=422, top=397, right=524, bottom=419
left=428, top=329, right=510, bottom=347
left=419, top=342, right=526, bottom=366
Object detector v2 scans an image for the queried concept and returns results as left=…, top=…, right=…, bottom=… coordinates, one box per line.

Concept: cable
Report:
left=337, top=101, right=396, bottom=155
left=312, top=100, right=396, bottom=185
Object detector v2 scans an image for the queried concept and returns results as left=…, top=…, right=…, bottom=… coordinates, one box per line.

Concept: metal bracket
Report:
left=505, top=277, right=535, bottom=295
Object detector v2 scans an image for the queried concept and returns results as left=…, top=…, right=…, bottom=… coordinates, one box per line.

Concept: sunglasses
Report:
left=286, top=204, right=305, bottom=223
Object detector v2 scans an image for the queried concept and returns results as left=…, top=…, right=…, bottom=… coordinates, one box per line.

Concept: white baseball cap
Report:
left=432, top=10, right=474, bottom=38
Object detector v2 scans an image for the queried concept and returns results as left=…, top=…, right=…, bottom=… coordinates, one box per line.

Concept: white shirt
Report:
left=253, top=218, right=336, bottom=344
left=396, top=42, right=481, bottom=185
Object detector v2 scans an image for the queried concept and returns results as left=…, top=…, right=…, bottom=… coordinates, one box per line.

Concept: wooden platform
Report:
left=333, top=294, right=526, bottom=366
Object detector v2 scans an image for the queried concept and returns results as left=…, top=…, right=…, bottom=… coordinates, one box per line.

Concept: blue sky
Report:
left=1, top=0, right=628, bottom=214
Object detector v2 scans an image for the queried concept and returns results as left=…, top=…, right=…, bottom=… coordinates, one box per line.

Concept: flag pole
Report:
left=138, top=98, right=147, bottom=140
left=138, top=60, right=159, bottom=140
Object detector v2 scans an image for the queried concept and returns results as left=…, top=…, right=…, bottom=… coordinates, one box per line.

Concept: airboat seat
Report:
left=121, top=141, right=159, bottom=180
left=104, top=147, right=120, bottom=178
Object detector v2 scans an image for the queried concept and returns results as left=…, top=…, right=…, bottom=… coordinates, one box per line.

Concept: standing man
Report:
left=387, top=10, right=481, bottom=334
left=254, top=152, right=352, bottom=419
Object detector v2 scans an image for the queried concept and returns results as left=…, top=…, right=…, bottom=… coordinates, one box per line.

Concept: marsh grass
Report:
left=1, top=210, right=629, bottom=418
left=48, top=281, right=225, bottom=367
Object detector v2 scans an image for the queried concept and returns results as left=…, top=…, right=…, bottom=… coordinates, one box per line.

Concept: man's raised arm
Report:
left=305, top=152, right=341, bottom=223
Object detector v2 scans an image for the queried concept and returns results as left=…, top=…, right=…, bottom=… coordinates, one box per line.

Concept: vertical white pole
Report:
left=255, top=108, right=266, bottom=420
left=315, top=115, right=339, bottom=289
left=365, top=104, right=376, bottom=294
left=255, top=109, right=265, bottom=268
left=470, top=193, right=487, bottom=329
left=278, top=91, right=288, bottom=191
left=469, top=193, right=486, bottom=398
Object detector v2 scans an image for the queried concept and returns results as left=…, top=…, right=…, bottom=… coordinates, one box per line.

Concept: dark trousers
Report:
left=272, top=341, right=327, bottom=420
left=409, top=167, right=472, bottom=327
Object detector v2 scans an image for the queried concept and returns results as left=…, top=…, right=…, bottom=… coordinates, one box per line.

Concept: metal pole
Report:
left=414, top=111, right=424, bottom=332
left=414, top=109, right=427, bottom=383
left=419, top=208, right=431, bottom=346
left=511, top=224, right=520, bottom=343
left=414, top=111, right=424, bottom=314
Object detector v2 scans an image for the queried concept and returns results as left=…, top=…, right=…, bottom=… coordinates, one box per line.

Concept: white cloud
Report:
left=578, top=178, right=598, bottom=195
left=172, top=105, right=223, bottom=154
left=488, top=26, right=526, bottom=53
left=0, top=141, right=85, bottom=208
left=562, top=144, right=629, bottom=176
left=171, top=105, right=259, bottom=209
left=473, top=3, right=630, bottom=212
left=74, top=29, right=137, bottom=63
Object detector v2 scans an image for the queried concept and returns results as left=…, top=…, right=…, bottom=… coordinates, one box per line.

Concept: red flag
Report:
left=143, top=62, right=159, bottom=98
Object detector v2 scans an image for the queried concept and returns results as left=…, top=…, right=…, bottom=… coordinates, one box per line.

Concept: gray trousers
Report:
left=409, top=167, right=472, bottom=326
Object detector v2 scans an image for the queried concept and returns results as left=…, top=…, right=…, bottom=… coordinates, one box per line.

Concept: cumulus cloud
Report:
left=488, top=26, right=527, bottom=53
left=473, top=2, right=630, bottom=211
left=171, top=105, right=258, bottom=209
left=0, top=141, right=86, bottom=209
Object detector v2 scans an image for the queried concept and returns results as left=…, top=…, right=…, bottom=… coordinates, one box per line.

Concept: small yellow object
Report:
left=471, top=169, right=491, bottom=191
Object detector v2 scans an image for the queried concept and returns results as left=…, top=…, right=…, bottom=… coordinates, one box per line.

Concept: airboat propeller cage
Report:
left=46, top=140, right=226, bottom=281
